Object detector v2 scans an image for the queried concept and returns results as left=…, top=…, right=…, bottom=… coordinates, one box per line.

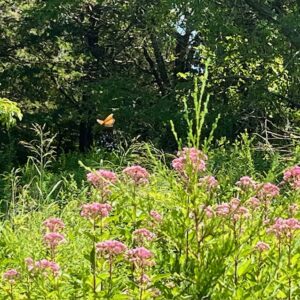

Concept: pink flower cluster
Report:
left=42, top=217, right=66, bottom=251
left=96, top=240, right=127, bottom=256
left=141, top=273, right=150, bottom=284
left=87, top=169, right=117, bottom=190
left=215, top=203, right=230, bottom=216
left=43, top=217, right=65, bottom=232
left=201, top=205, right=214, bottom=218
left=127, top=247, right=154, bottom=267
left=255, top=241, right=270, bottom=252
left=43, top=232, right=66, bottom=250
left=246, top=197, right=261, bottom=208
left=236, top=176, right=257, bottom=189
left=172, top=147, right=207, bottom=175
left=199, top=175, right=219, bottom=190
left=123, top=165, right=150, bottom=185
left=133, top=228, right=156, bottom=242
left=257, top=183, right=280, bottom=199
left=25, top=258, right=60, bottom=277
left=3, top=269, right=19, bottom=284
left=283, top=165, right=300, bottom=190
left=81, top=202, right=112, bottom=220
left=150, top=210, right=163, bottom=223
left=215, top=198, right=250, bottom=221
left=267, top=218, right=300, bottom=239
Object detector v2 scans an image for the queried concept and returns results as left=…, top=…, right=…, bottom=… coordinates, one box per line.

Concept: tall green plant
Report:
left=20, top=124, right=61, bottom=202
left=1, top=168, right=21, bottom=219
left=171, top=61, right=220, bottom=151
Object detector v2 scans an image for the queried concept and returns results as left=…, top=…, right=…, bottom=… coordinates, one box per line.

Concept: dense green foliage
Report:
left=0, top=0, right=299, bottom=166
left=1, top=129, right=300, bottom=299
left=0, top=98, right=22, bottom=128
left=0, top=2, right=300, bottom=299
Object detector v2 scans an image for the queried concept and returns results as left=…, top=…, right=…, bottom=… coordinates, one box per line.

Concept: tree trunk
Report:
left=79, top=121, right=93, bottom=152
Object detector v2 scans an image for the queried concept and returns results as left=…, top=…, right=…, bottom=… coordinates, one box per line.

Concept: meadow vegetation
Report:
left=1, top=1, right=300, bottom=299
left=1, top=105, right=300, bottom=299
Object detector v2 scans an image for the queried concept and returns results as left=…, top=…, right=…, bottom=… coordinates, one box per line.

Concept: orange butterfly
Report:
left=97, top=114, right=115, bottom=127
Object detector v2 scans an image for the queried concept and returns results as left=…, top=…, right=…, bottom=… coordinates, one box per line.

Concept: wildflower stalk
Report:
left=139, top=269, right=144, bottom=300
left=99, top=217, right=104, bottom=292
left=108, top=256, right=113, bottom=297
left=26, top=275, right=31, bottom=300
left=277, top=239, right=281, bottom=278
left=55, top=277, right=61, bottom=299
left=92, top=219, right=97, bottom=296
left=233, top=221, right=239, bottom=286
left=287, top=236, right=292, bottom=300
left=194, top=210, right=201, bottom=260
left=255, top=251, right=264, bottom=299
left=9, top=284, right=14, bottom=300
left=185, top=194, right=190, bottom=267
left=132, top=184, right=137, bottom=230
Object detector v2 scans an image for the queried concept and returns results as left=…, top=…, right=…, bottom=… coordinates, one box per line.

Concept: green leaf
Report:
left=238, top=259, right=251, bottom=277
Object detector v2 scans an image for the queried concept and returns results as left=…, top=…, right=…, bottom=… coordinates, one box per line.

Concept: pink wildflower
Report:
left=123, top=165, right=150, bottom=185
left=284, top=165, right=300, bottom=190
left=257, top=183, right=280, bottom=199
left=3, top=269, right=19, bottom=284
left=199, top=176, right=219, bottom=190
left=236, top=176, right=256, bottom=189
left=141, top=274, right=150, bottom=284
left=150, top=210, right=163, bottom=222
left=179, top=147, right=208, bottom=162
left=127, top=247, right=154, bottom=267
left=133, top=228, right=156, bottom=242
left=171, top=157, right=185, bottom=173
left=172, top=147, right=207, bottom=174
left=284, top=165, right=300, bottom=181
left=81, top=202, right=112, bottom=220
left=215, top=203, right=231, bottom=216
left=255, top=241, right=270, bottom=252
left=43, top=218, right=65, bottom=232
left=215, top=200, right=249, bottom=221
left=25, top=258, right=34, bottom=272
left=96, top=240, right=127, bottom=256
left=246, top=197, right=261, bottom=208
left=267, top=217, right=300, bottom=239
left=230, top=198, right=241, bottom=210
left=233, top=206, right=250, bottom=220
left=26, top=258, right=60, bottom=277
left=200, top=205, right=215, bottom=218
left=43, top=232, right=66, bottom=249
left=87, top=170, right=117, bottom=191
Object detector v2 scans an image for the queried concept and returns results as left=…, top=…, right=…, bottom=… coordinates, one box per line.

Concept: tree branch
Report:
left=142, top=44, right=166, bottom=95
left=243, top=0, right=300, bottom=49
left=150, top=33, right=171, bottom=88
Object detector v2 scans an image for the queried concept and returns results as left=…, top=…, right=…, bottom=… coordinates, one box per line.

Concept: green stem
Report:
left=233, top=221, right=239, bottom=286
left=185, top=194, right=190, bottom=267
left=108, top=256, right=113, bottom=297
left=139, top=268, right=144, bottom=300
left=287, top=236, right=292, bottom=300
left=132, top=185, right=137, bottom=231
left=93, top=219, right=97, bottom=296
left=9, top=284, right=14, bottom=300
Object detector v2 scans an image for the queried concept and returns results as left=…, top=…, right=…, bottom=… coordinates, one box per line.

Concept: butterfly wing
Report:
left=97, top=114, right=115, bottom=127
left=103, top=114, right=114, bottom=122
left=103, top=117, right=115, bottom=127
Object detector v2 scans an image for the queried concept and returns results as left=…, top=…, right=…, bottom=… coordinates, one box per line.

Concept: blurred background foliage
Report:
left=0, top=0, right=299, bottom=172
